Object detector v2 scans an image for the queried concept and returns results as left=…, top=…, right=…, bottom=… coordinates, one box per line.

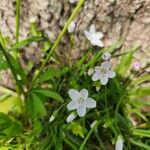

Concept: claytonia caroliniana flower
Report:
left=84, top=24, right=104, bottom=47
left=67, top=89, right=96, bottom=117
left=115, top=136, right=124, bottom=150
left=66, top=112, right=76, bottom=123
left=132, top=61, right=141, bottom=71
left=68, top=21, right=76, bottom=33
left=92, top=61, right=116, bottom=85
left=102, top=52, right=111, bottom=60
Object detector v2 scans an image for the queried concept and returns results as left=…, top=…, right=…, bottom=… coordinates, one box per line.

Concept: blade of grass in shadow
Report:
left=79, top=121, right=99, bottom=150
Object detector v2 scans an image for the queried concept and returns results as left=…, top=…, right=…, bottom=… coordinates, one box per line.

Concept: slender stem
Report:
left=28, top=0, right=85, bottom=92
left=79, top=121, right=99, bottom=150
left=16, top=0, right=21, bottom=43
left=105, top=85, right=109, bottom=119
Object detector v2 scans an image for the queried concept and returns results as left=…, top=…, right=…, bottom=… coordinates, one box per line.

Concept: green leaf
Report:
left=33, top=89, right=64, bottom=102
left=10, top=36, right=44, bottom=51
left=0, top=61, right=8, bottom=71
left=27, top=93, right=47, bottom=118
left=0, top=113, right=23, bottom=138
left=116, top=113, right=132, bottom=128
left=128, top=87, right=150, bottom=98
left=132, top=129, right=150, bottom=138
left=117, top=47, right=137, bottom=76
left=38, top=68, right=60, bottom=83
left=131, top=140, right=150, bottom=150
left=32, top=119, right=43, bottom=137
left=131, top=75, right=150, bottom=85
left=7, top=54, right=27, bottom=83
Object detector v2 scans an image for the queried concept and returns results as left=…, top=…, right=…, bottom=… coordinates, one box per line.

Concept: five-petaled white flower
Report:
left=102, top=52, right=111, bottom=60
left=67, top=89, right=96, bottom=117
left=92, top=61, right=116, bottom=85
left=115, top=136, right=124, bottom=150
left=84, top=24, right=104, bottom=47
left=68, top=21, right=76, bottom=33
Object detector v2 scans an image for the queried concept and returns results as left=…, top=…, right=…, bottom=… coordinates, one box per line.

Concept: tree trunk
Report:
left=0, top=0, right=149, bottom=68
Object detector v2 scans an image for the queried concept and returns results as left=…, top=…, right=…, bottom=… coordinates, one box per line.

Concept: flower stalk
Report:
left=28, top=0, right=85, bottom=92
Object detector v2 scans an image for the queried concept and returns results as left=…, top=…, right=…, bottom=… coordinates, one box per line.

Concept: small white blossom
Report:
left=68, top=21, right=76, bottom=33
left=69, top=0, right=77, bottom=4
left=49, top=115, right=55, bottom=122
left=88, top=68, right=94, bottom=76
left=115, top=136, right=123, bottom=150
left=66, top=112, right=76, bottom=123
left=92, top=61, right=116, bottom=85
left=90, top=120, right=97, bottom=128
left=102, top=52, right=111, bottom=60
left=67, top=89, right=96, bottom=117
left=84, top=24, right=104, bottom=47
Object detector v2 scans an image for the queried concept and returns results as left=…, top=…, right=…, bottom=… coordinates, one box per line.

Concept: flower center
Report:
left=100, top=67, right=107, bottom=75
left=77, top=97, right=84, bottom=105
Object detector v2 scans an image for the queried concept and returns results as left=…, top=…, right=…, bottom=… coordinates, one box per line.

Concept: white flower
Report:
left=102, top=52, right=111, bottom=60
left=92, top=61, right=116, bottom=85
left=69, top=0, right=77, bottom=4
left=68, top=21, right=76, bottom=33
left=67, top=89, right=96, bottom=117
left=66, top=112, right=76, bottom=123
left=84, top=24, right=104, bottom=47
left=49, top=115, right=55, bottom=122
left=115, top=136, right=123, bottom=150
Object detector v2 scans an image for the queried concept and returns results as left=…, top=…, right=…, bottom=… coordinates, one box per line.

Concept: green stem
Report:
left=0, top=42, right=25, bottom=96
left=16, top=0, right=21, bottom=43
left=79, top=121, right=99, bottom=150
left=105, top=85, right=109, bottom=119
left=28, top=0, right=85, bottom=92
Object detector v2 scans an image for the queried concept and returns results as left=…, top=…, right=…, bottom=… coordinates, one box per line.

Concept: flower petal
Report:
left=77, top=107, right=86, bottom=117
left=107, top=70, right=116, bottom=78
left=84, top=30, right=92, bottom=41
left=90, top=24, right=96, bottom=33
left=92, top=72, right=100, bottom=81
left=95, top=32, right=104, bottom=39
left=80, top=89, right=88, bottom=100
left=91, top=39, right=104, bottom=47
left=67, top=101, right=79, bottom=110
left=68, top=89, right=80, bottom=101
left=68, top=21, right=75, bottom=33
left=101, top=61, right=111, bottom=69
left=115, top=137, right=123, bottom=150
left=84, top=98, right=96, bottom=108
left=66, top=112, right=76, bottom=123
left=100, top=76, right=108, bottom=85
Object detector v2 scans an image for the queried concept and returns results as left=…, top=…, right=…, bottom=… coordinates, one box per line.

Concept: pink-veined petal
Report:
left=101, top=61, right=111, bottom=69
left=107, top=70, right=116, bottom=78
left=80, top=89, right=88, bottom=100
left=92, top=72, right=100, bottom=81
left=84, top=98, right=96, bottom=108
left=67, top=101, right=79, bottom=110
left=68, top=89, right=80, bottom=101
left=100, top=76, right=108, bottom=85
left=77, top=107, right=86, bottom=117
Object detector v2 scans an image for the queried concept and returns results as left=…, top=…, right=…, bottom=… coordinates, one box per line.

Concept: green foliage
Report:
left=0, top=113, right=23, bottom=138
left=0, top=1, right=149, bottom=149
